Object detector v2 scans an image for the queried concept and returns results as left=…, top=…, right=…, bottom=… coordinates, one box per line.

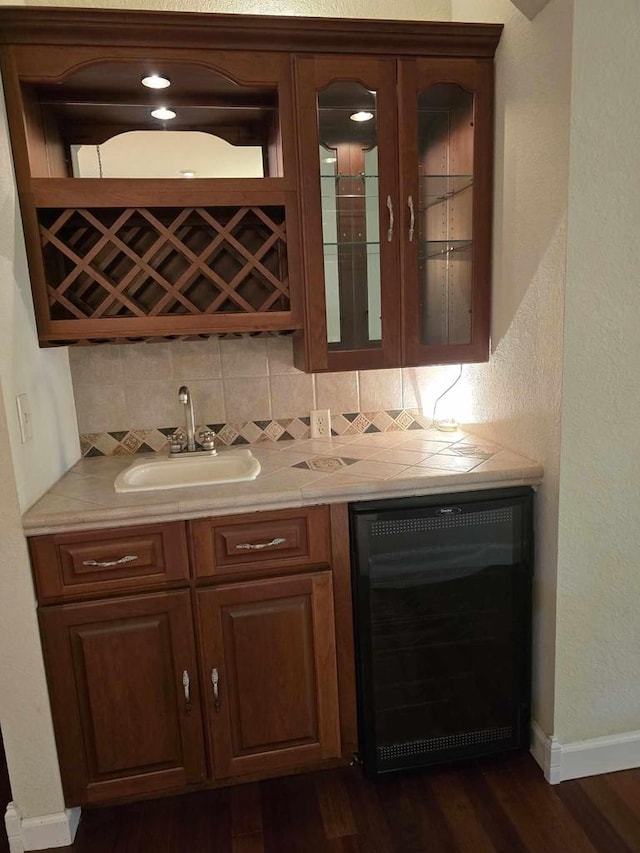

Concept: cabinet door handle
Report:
left=182, top=669, right=191, bottom=711
left=235, top=537, right=286, bottom=551
left=386, top=195, right=394, bottom=242
left=408, top=195, right=415, bottom=242
left=81, top=555, right=138, bottom=568
left=211, top=668, right=221, bottom=713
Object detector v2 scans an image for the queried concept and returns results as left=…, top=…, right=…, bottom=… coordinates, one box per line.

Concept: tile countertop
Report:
left=22, top=428, right=543, bottom=536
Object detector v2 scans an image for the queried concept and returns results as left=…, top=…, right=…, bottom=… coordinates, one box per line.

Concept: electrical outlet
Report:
left=310, top=408, right=331, bottom=438
left=16, top=393, right=33, bottom=444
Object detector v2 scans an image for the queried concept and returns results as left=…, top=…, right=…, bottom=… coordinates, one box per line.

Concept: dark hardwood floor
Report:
left=32, top=752, right=640, bottom=852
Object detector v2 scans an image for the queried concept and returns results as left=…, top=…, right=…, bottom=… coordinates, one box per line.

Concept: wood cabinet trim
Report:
left=329, top=503, right=358, bottom=760
left=0, top=9, right=503, bottom=58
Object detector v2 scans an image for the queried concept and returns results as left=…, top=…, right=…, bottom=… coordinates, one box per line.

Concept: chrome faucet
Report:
left=178, top=385, right=197, bottom=452
left=170, top=386, right=216, bottom=456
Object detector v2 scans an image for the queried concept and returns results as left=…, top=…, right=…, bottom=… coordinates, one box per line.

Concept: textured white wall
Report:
left=18, top=0, right=451, bottom=19
left=0, top=386, right=68, bottom=821
left=0, top=78, right=76, bottom=824
left=555, top=0, right=640, bottom=743
left=0, top=82, right=80, bottom=512
left=451, top=0, right=571, bottom=734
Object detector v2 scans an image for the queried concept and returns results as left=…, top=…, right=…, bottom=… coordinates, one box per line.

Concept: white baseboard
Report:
left=530, top=721, right=562, bottom=783
left=4, top=802, right=81, bottom=852
left=530, top=721, right=640, bottom=784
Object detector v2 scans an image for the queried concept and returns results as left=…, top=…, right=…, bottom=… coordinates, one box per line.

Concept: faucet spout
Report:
left=178, top=385, right=197, bottom=452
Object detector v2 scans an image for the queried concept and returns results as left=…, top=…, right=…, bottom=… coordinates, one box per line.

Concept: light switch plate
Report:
left=16, top=393, right=33, bottom=444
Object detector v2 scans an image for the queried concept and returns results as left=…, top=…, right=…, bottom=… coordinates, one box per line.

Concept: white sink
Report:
left=114, top=449, right=261, bottom=493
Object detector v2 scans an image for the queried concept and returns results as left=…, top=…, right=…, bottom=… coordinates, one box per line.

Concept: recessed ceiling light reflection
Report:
left=151, top=107, right=176, bottom=121
left=141, top=74, right=171, bottom=89
left=350, top=111, right=374, bottom=122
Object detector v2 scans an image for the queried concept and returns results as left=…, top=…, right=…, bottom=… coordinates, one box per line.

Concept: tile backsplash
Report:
left=69, top=336, right=458, bottom=455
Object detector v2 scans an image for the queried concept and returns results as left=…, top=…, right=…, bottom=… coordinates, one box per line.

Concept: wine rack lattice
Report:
left=39, top=205, right=290, bottom=321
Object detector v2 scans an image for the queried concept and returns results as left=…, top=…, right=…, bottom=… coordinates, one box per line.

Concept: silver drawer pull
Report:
left=235, top=537, right=286, bottom=551
left=211, top=667, right=221, bottom=713
left=81, top=555, right=138, bottom=568
left=182, top=669, right=191, bottom=711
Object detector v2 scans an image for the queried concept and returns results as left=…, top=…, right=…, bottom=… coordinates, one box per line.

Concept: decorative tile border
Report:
left=79, top=409, right=433, bottom=457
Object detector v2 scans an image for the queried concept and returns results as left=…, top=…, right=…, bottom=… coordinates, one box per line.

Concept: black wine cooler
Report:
left=350, top=487, right=534, bottom=777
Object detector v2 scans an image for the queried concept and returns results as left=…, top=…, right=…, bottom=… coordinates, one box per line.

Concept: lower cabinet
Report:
left=33, top=507, right=349, bottom=806
left=198, top=571, right=341, bottom=780
left=39, top=590, right=206, bottom=805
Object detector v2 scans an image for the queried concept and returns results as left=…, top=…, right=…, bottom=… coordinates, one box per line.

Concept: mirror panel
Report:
left=72, top=131, right=264, bottom=179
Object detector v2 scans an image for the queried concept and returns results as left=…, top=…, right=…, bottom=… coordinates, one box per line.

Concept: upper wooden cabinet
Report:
left=0, top=8, right=501, bottom=358
left=0, top=13, right=302, bottom=345
left=292, top=52, right=498, bottom=372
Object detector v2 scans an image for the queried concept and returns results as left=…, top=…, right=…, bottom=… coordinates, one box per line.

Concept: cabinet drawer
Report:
left=30, top=522, right=190, bottom=602
left=190, top=507, right=330, bottom=580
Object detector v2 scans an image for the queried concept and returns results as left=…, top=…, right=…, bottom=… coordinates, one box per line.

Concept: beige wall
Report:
left=555, top=0, right=640, bottom=743
left=19, top=0, right=451, bottom=18
left=451, top=0, right=571, bottom=736
left=0, top=79, right=77, bottom=822
left=0, top=385, right=67, bottom=821
left=0, top=83, right=79, bottom=512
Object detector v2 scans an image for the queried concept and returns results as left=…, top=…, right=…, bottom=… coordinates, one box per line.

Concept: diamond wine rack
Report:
left=39, top=205, right=291, bottom=325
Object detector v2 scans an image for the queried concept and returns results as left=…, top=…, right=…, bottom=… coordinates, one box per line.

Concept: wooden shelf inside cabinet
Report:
left=27, top=179, right=302, bottom=344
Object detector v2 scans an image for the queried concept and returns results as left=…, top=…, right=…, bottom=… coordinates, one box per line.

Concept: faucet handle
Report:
left=197, top=428, right=216, bottom=452
left=169, top=429, right=187, bottom=454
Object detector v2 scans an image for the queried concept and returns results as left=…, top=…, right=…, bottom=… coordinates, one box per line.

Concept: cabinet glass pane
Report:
left=318, top=82, right=381, bottom=351
left=418, top=84, right=474, bottom=346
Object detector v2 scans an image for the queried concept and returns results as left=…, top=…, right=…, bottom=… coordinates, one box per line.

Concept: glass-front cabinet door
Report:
left=399, top=58, right=494, bottom=366
left=294, top=58, right=401, bottom=371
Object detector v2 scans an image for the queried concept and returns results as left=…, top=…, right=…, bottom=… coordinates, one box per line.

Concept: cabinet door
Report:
left=399, top=58, right=494, bottom=366
left=294, top=56, right=401, bottom=372
left=39, top=591, right=205, bottom=805
left=198, top=571, right=341, bottom=779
